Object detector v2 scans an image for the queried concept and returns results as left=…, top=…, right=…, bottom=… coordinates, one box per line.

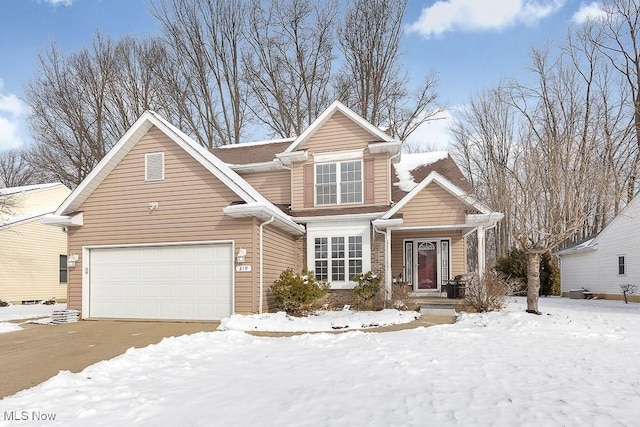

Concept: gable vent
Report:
left=145, top=152, right=165, bottom=181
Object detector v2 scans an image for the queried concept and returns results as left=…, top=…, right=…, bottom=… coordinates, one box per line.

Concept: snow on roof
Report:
left=215, top=136, right=296, bottom=149
left=0, top=182, right=62, bottom=196
left=393, top=151, right=449, bottom=192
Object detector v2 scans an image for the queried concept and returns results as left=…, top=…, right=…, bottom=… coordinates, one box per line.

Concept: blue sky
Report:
left=0, top=0, right=606, bottom=151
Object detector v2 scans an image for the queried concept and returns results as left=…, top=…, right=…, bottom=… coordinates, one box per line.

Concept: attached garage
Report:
left=86, top=243, right=233, bottom=321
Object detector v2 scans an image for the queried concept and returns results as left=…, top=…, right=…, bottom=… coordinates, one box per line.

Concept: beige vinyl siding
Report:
left=67, top=126, right=257, bottom=313
left=243, top=170, right=291, bottom=205
left=291, top=111, right=390, bottom=211
left=399, top=184, right=471, bottom=227
left=390, top=230, right=466, bottom=280
left=7, top=185, right=70, bottom=218
left=0, top=219, right=68, bottom=303
left=261, top=225, right=300, bottom=311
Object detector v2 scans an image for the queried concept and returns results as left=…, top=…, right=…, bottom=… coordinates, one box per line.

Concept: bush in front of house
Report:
left=464, top=271, right=513, bottom=313
left=0, top=299, right=9, bottom=307
left=351, top=271, right=382, bottom=310
left=271, top=268, right=329, bottom=316
left=42, top=298, right=56, bottom=305
left=495, top=248, right=560, bottom=296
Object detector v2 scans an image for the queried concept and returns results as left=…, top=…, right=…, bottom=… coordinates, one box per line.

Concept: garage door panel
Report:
left=89, top=244, right=233, bottom=320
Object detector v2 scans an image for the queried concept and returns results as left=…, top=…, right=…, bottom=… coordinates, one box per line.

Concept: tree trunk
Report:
left=526, top=252, right=541, bottom=314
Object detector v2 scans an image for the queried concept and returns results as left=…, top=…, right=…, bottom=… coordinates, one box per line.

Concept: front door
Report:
left=416, top=241, right=438, bottom=290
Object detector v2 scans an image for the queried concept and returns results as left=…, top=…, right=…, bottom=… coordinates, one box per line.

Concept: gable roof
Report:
left=283, top=100, right=396, bottom=153
left=53, top=111, right=304, bottom=235
left=1, top=183, right=70, bottom=229
left=382, top=170, right=493, bottom=220
left=391, top=153, right=473, bottom=202
left=556, top=195, right=640, bottom=256
left=0, top=182, right=63, bottom=196
left=211, top=138, right=295, bottom=165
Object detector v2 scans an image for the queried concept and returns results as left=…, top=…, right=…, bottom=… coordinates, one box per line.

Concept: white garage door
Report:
left=89, top=244, right=233, bottom=320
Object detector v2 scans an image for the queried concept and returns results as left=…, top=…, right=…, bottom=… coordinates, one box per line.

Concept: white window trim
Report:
left=315, top=159, right=363, bottom=206
left=313, top=149, right=363, bottom=163
left=618, top=254, right=626, bottom=276
left=306, top=221, right=371, bottom=289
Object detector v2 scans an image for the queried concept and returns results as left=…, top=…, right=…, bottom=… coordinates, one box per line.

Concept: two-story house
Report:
left=43, top=101, right=502, bottom=321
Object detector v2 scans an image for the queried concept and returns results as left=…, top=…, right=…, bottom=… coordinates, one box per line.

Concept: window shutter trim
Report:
left=364, top=158, right=374, bottom=204
left=304, top=163, right=314, bottom=207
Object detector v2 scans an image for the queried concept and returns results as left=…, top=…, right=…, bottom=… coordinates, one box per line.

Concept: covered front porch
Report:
left=373, top=213, right=503, bottom=299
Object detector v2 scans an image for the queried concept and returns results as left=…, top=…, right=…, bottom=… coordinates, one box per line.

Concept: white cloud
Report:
left=0, top=79, right=30, bottom=150
left=407, top=0, right=567, bottom=38
left=405, top=109, right=456, bottom=152
left=43, top=0, right=74, bottom=6
left=571, top=2, right=607, bottom=24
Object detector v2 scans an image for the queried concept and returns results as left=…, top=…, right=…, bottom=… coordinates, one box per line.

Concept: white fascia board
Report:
left=275, top=150, right=307, bottom=165
left=371, top=218, right=404, bottom=229
left=284, top=101, right=394, bottom=153
left=313, top=149, right=364, bottom=163
left=293, top=212, right=385, bottom=223
left=465, top=213, right=504, bottom=227
left=228, top=160, right=286, bottom=173
left=224, top=203, right=305, bottom=236
left=40, top=212, right=84, bottom=227
left=368, top=141, right=402, bottom=155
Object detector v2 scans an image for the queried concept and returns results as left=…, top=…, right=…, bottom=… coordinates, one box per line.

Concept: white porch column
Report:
left=385, top=228, right=392, bottom=300
left=477, top=225, right=486, bottom=278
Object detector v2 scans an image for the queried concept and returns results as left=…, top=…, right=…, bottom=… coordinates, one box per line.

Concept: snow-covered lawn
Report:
left=1, top=297, right=639, bottom=426
left=218, top=308, right=420, bottom=332
left=0, top=303, right=67, bottom=334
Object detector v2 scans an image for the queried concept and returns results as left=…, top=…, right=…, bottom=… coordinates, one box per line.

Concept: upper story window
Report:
left=315, top=160, right=362, bottom=205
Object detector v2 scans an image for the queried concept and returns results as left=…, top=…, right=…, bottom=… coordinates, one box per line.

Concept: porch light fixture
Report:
left=67, top=253, right=79, bottom=268
left=237, top=248, right=247, bottom=263
left=148, top=202, right=159, bottom=212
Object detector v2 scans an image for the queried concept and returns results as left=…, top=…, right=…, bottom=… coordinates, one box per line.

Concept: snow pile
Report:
left=0, top=303, right=67, bottom=333
left=394, top=151, right=448, bottom=192
left=218, top=309, right=420, bottom=332
left=1, top=297, right=639, bottom=426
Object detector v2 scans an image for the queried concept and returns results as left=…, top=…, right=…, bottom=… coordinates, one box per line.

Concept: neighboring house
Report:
left=556, top=196, right=640, bottom=302
left=43, top=101, right=502, bottom=321
left=0, top=183, right=71, bottom=303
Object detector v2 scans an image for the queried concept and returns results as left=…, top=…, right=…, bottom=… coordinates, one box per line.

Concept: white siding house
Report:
left=0, top=183, right=71, bottom=303
left=557, top=196, right=640, bottom=302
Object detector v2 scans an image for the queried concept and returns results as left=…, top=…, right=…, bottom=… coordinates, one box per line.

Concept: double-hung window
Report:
left=314, top=235, right=363, bottom=282
left=315, top=160, right=362, bottom=205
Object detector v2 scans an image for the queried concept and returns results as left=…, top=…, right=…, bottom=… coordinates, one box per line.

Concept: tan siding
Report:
left=399, top=184, right=467, bottom=226
left=242, top=170, right=291, bottom=205
left=390, top=230, right=466, bottom=281
left=67, top=126, right=257, bottom=313
left=6, top=185, right=70, bottom=218
left=261, top=225, right=299, bottom=312
left=301, top=111, right=380, bottom=152
left=0, top=220, right=68, bottom=302
left=290, top=111, right=390, bottom=211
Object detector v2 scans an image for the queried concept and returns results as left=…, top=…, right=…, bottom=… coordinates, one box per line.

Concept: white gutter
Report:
left=259, top=216, right=275, bottom=314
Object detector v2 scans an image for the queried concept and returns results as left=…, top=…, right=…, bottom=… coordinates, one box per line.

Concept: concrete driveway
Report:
left=0, top=320, right=219, bottom=399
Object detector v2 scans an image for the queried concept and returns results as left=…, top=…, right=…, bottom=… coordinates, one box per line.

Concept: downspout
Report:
left=259, top=216, right=275, bottom=314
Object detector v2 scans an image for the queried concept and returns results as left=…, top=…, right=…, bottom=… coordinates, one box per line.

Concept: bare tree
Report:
left=24, top=33, right=171, bottom=187
left=152, top=0, right=249, bottom=147
left=0, top=149, right=40, bottom=188
left=586, top=0, right=640, bottom=200
left=243, top=0, right=337, bottom=137
left=335, top=0, right=441, bottom=140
